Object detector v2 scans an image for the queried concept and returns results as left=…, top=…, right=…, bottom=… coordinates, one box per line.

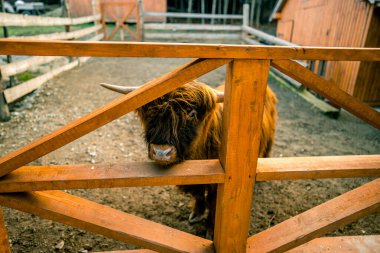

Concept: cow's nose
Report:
left=149, top=144, right=178, bottom=165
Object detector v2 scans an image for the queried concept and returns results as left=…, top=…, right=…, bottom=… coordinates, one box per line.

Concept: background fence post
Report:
left=138, top=0, right=145, bottom=41
left=0, top=74, right=10, bottom=122
left=214, top=59, right=270, bottom=252
left=242, top=3, right=249, bottom=42
left=91, top=0, right=101, bottom=32
left=0, top=208, right=11, bottom=253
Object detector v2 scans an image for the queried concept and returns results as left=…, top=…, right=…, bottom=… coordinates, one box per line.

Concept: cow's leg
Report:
left=205, top=184, right=217, bottom=239
left=178, top=185, right=206, bottom=223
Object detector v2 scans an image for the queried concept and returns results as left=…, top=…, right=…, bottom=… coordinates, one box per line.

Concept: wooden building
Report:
left=67, top=0, right=166, bottom=22
left=271, top=0, right=380, bottom=106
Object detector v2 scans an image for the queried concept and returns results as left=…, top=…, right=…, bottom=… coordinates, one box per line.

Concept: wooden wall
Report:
left=67, top=0, right=93, bottom=17
left=68, top=0, right=166, bottom=22
left=276, top=0, right=379, bottom=105
left=355, top=7, right=380, bottom=105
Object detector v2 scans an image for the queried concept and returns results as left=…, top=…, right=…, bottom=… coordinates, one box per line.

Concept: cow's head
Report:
left=101, top=81, right=223, bottom=166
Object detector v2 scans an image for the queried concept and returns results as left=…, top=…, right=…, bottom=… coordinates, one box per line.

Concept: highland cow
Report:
left=101, top=80, right=277, bottom=238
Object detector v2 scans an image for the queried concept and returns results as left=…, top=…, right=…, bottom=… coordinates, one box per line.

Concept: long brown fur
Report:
left=135, top=80, right=277, bottom=237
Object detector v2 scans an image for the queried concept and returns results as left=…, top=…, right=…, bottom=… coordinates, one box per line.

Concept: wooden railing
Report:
left=139, top=1, right=245, bottom=42
left=0, top=12, right=103, bottom=121
left=0, top=40, right=379, bottom=253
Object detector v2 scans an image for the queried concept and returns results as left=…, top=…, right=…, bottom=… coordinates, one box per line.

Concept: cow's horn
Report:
left=214, top=90, right=224, bottom=103
left=100, top=83, right=139, bottom=94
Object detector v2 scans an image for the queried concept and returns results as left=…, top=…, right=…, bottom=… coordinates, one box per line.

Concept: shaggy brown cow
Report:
left=101, top=80, right=277, bottom=238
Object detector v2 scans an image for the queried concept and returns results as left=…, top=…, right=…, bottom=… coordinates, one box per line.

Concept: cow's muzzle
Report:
left=149, top=144, right=178, bottom=165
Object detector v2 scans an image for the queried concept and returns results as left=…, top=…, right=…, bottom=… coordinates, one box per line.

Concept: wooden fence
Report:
left=139, top=0, right=245, bottom=42
left=0, top=40, right=379, bottom=253
left=0, top=11, right=103, bottom=121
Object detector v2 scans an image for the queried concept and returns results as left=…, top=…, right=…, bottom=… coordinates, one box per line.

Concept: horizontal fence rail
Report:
left=0, top=155, right=379, bottom=193
left=13, top=24, right=102, bottom=41
left=0, top=160, right=225, bottom=192
left=242, top=25, right=298, bottom=46
left=1, top=40, right=380, bottom=61
left=143, top=12, right=243, bottom=20
left=0, top=13, right=101, bottom=26
left=143, top=23, right=242, bottom=31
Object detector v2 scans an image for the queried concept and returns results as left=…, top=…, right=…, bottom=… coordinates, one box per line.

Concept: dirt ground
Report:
left=0, top=56, right=379, bottom=253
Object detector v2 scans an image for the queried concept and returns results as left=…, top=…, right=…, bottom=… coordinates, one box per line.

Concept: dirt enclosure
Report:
left=0, top=56, right=379, bottom=252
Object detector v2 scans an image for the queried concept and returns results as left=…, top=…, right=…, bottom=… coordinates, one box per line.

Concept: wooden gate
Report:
left=0, top=40, right=379, bottom=253
left=101, top=1, right=142, bottom=41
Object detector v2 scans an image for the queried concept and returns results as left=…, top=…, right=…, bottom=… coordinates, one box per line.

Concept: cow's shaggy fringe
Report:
left=135, top=80, right=277, bottom=238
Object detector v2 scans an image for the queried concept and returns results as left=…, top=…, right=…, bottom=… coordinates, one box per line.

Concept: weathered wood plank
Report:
left=214, top=60, right=270, bottom=252
left=144, top=23, right=241, bottom=31
left=0, top=208, right=11, bottom=253
left=271, top=60, right=380, bottom=130
left=143, top=12, right=243, bottom=19
left=0, top=13, right=101, bottom=26
left=145, top=33, right=240, bottom=41
left=2, top=36, right=103, bottom=103
left=1, top=56, right=62, bottom=78
left=0, top=160, right=224, bottom=193
left=0, top=58, right=229, bottom=177
left=0, top=191, right=214, bottom=253
left=256, top=155, right=380, bottom=181
left=243, top=25, right=298, bottom=46
left=4, top=60, right=79, bottom=103
left=247, top=178, right=380, bottom=252
left=14, top=24, right=102, bottom=41
left=1, top=32, right=103, bottom=79
left=288, top=235, right=380, bottom=253
left=0, top=40, right=379, bottom=61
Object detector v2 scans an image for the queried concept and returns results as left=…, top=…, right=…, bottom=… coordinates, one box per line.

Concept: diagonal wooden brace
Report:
left=247, top=178, right=380, bottom=252
left=0, top=191, right=214, bottom=253
left=0, top=58, right=229, bottom=177
left=271, top=60, right=380, bottom=130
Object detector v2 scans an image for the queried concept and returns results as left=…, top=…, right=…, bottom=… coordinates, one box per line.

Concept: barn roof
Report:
left=269, top=0, right=380, bottom=22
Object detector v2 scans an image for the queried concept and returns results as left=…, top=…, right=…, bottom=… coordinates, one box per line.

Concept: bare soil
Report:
left=0, top=57, right=379, bottom=253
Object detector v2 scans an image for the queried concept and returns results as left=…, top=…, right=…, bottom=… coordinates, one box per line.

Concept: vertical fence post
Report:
left=0, top=74, right=10, bottom=122
left=211, top=0, right=217, bottom=25
left=255, top=0, right=262, bottom=28
left=0, top=208, right=11, bottom=253
left=137, top=0, right=144, bottom=41
left=223, top=0, right=229, bottom=25
left=91, top=0, right=101, bottom=33
left=100, top=2, right=107, bottom=40
left=187, top=0, right=193, bottom=24
left=214, top=59, right=270, bottom=252
left=201, top=0, right=205, bottom=24
left=250, top=0, right=256, bottom=27
left=1, top=0, right=15, bottom=88
left=0, top=0, right=11, bottom=121
left=242, top=3, right=249, bottom=42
